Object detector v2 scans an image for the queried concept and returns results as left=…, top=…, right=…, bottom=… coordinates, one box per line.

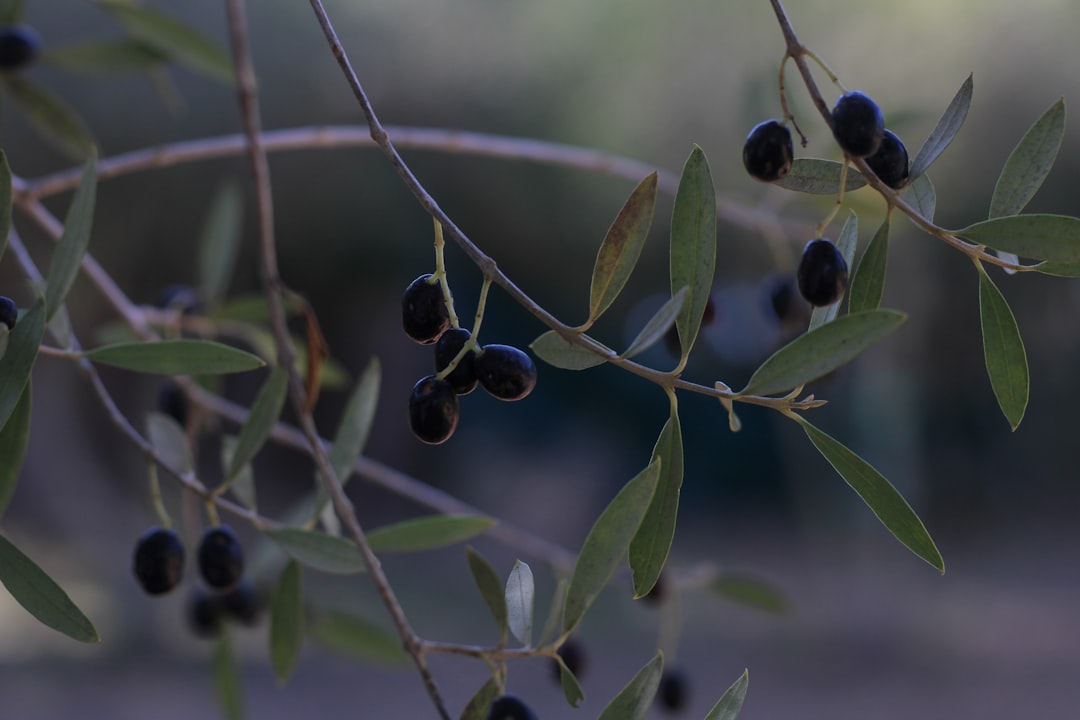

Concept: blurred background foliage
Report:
left=1, top=0, right=1079, bottom=718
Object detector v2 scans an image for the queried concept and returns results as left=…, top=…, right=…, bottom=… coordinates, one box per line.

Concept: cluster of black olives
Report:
left=0, top=295, right=17, bottom=331
left=743, top=90, right=909, bottom=309
left=402, top=274, right=537, bottom=445
left=0, top=24, right=40, bottom=73
left=133, top=524, right=260, bottom=637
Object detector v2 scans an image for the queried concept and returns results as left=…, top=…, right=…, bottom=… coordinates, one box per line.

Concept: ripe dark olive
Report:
left=222, top=579, right=261, bottom=625
left=188, top=588, right=224, bottom=639
left=0, top=25, right=41, bottom=72
left=658, top=668, right=690, bottom=713
left=864, top=129, right=909, bottom=189
left=157, top=381, right=189, bottom=427
left=797, top=239, right=848, bottom=307
left=551, top=638, right=587, bottom=682
left=408, top=375, right=459, bottom=444
left=743, top=119, right=794, bottom=182
left=133, top=527, right=185, bottom=596
left=402, top=274, right=450, bottom=344
left=831, top=91, right=885, bottom=158
left=474, top=344, right=537, bottom=401
left=155, top=283, right=201, bottom=315
left=487, top=695, right=538, bottom=720
left=197, top=525, right=245, bottom=590
left=435, top=327, right=479, bottom=395
left=0, top=295, right=17, bottom=330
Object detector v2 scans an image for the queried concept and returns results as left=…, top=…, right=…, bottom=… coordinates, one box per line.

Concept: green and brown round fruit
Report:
left=865, top=129, right=909, bottom=189
left=408, top=375, right=460, bottom=444
left=402, top=274, right=450, bottom=344
left=133, top=527, right=185, bottom=596
left=831, top=91, right=884, bottom=158
left=797, top=238, right=848, bottom=307
left=474, top=344, right=537, bottom=401
left=197, top=525, right=245, bottom=590
left=435, top=327, right=479, bottom=395
left=743, top=119, right=794, bottom=182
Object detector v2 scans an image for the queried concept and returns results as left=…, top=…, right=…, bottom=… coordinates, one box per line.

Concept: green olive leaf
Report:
left=910, top=73, right=973, bottom=180
left=0, top=296, right=44, bottom=432
left=146, top=411, right=193, bottom=475
left=978, top=266, right=1029, bottom=430
left=596, top=651, right=664, bottom=720
left=621, top=285, right=688, bottom=359
left=903, top=172, right=936, bottom=224
left=530, top=330, right=608, bottom=370
left=3, top=77, right=97, bottom=160
left=44, top=38, right=169, bottom=75
left=83, top=339, right=266, bottom=375
left=212, top=632, right=244, bottom=720
left=556, top=654, right=586, bottom=708
left=45, top=154, right=97, bottom=322
left=670, top=145, right=716, bottom=360
left=198, top=182, right=244, bottom=308
left=225, top=366, right=288, bottom=483
left=704, top=670, right=750, bottom=720
left=0, top=383, right=30, bottom=519
left=504, top=560, right=534, bottom=647
left=954, top=214, right=1080, bottom=263
left=269, top=560, right=304, bottom=685
left=990, top=97, right=1065, bottom=219
left=308, top=608, right=408, bottom=664
left=466, top=546, right=508, bottom=637
left=628, top=412, right=683, bottom=599
left=848, top=218, right=890, bottom=314
left=709, top=572, right=789, bottom=614
left=366, top=515, right=494, bottom=553
left=459, top=676, right=501, bottom=720
left=775, top=158, right=866, bottom=195
left=264, top=528, right=364, bottom=574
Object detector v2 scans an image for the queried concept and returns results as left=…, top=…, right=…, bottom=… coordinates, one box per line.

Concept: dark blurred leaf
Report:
left=978, top=268, right=1029, bottom=430
left=775, top=158, right=866, bottom=195
left=3, top=77, right=97, bottom=160
left=910, top=74, right=973, bottom=179
left=98, top=0, right=234, bottom=84
left=146, top=411, right=193, bottom=474
left=310, top=608, right=408, bottom=664
left=459, top=676, right=499, bottom=720
left=198, top=182, right=244, bottom=307
left=990, top=98, right=1065, bottom=219
left=530, top=330, right=607, bottom=370
left=83, top=339, right=265, bottom=375
left=797, top=416, right=944, bottom=572
left=563, top=458, right=661, bottom=634
left=597, top=651, right=663, bottom=720
left=466, top=546, right=508, bottom=636
left=0, top=1, right=26, bottom=24
left=848, top=218, right=890, bottom=314
left=44, top=38, right=168, bottom=75
left=328, top=357, right=380, bottom=484
left=903, top=172, right=936, bottom=223
left=808, top=212, right=857, bottom=330
left=704, top=669, right=749, bottom=720
left=0, top=151, right=11, bottom=262
left=556, top=655, right=586, bottom=708
left=0, top=296, right=43, bottom=431
left=710, top=572, right=789, bottom=614
left=0, top=384, right=29, bottom=518
left=45, top=155, right=97, bottom=322
left=0, top=533, right=99, bottom=643
left=221, top=436, right=257, bottom=511
left=367, top=515, right=494, bottom=553
left=956, top=214, right=1080, bottom=262
left=269, top=560, right=303, bottom=685
left=628, top=412, right=683, bottom=599
left=622, top=286, right=688, bottom=359
left=536, top=578, right=568, bottom=648
left=505, top=560, right=534, bottom=647
left=212, top=632, right=244, bottom=720
left=226, top=367, right=286, bottom=483
left=670, top=145, right=716, bottom=360
left=265, top=528, right=363, bottom=574
left=587, top=172, right=657, bottom=325
left=740, top=309, right=906, bottom=397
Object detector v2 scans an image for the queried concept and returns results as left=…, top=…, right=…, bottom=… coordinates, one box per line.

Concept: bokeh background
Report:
left=2, top=0, right=1080, bottom=718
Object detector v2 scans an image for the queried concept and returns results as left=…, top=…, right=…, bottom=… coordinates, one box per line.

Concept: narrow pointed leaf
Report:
left=808, top=212, right=857, bottom=330
left=796, top=417, right=943, bottom=572
left=459, top=676, right=500, bottom=720
left=704, top=670, right=750, bottom=720
left=910, top=74, right=973, bottom=179
left=670, top=145, right=716, bottom=358
left=329, top=357, right=380, bottom=483
left=903, top=172, right=936, bottom=223
left=366, top=515, right=494, bottom=554
left=848, top=218, right=890, bottom=314
left=588, top=172, right=658, bottom=324
left=530, top=330, right=607, bottom=370
left=556, top=655, right=586, bottom=708
left=0, top=533, right=99, bottom=642
left=597, top=651, right=664, bottom=720
left=270, top=560, right=303, bottom=684
left=98, top=0, right=234, bottom=84
left=212, top=632, right=244, bottom=720
left=0, top=384, right=30, bottom=518
left=955, top=214, right=1080, bottom=263
left=226, top=367, right=287, bottom=482
left=990, top=98, right=1065, bottom=219
left=710, top=572, right=789, bottom=614
left=466, top=546, right=507, bottom=635
left=775, top=158, right=866, bottom=195
left=83, top=339, right=265, bottom=375
left=978, top=269, right=1029, bottom=430
left=198, top=183, right=244, bottom=307
left=537, top=578, right=568, bottom=647
left=221, top=436, right=257, bottom=510
left=1033, top=260, right=1080, bottom=277
left=264, top=528, right=364, bottom=574
left=505, top=560, right=534, bottom=647
left=563, top=458, right=661, bottom=634
left=146, top=411, right=193, bottom=474
left=0, top=296, right=44, bottom=431
left=44, top=39, right=168, bottom=75
left=740, top=309, right=906, bottom=397
left=309, top=609, right=407, bottom=663
left=622, top=286, right=688, bottom=359
left=45, top=155, right=97, bottom=321
left=0, top=151, right=11, bottom=262
left=628, top=412, right=683, bottom=598
left=4, top=77, right=96, bottom=160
